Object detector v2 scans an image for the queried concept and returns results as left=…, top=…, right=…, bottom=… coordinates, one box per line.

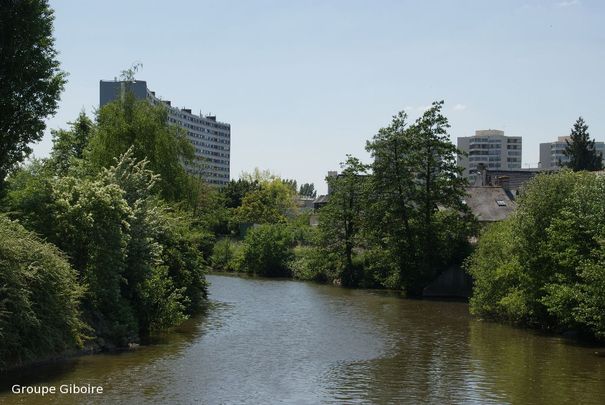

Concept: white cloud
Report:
left=555, top=0, right=580, bottom=8
left=453, top=104, right=467, bottom=111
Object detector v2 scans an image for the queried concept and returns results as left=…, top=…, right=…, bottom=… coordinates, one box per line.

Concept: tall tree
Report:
left=49, top=111, right=93, bottom=175
left=87, top=87, right=195, bottom=202
left=366, top=101, right=471, bottom=294
left=365, top=110, right=417, bottom=290
left=234, top=178, right=297, bottom=224
left=413, top=101, right=469, bottom=276
left=222, top=178, right=260, bottom=208
left=299, top=183, right=317, bottom=198
left=563, top=117, right=603, bottom=171
left=282, top=178, right=298, bottom=193
left=318, top=156, right=368, bottom=286
left=0, top=0, right=66, bottom=187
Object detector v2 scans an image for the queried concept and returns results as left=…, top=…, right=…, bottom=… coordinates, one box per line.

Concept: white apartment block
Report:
left=539, top=136, right=605, bottom=170
left=457, top=130, right=522, bottom=183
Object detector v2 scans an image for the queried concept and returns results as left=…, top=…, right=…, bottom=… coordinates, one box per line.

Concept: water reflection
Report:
left=1, top=275, right=604, bottom=404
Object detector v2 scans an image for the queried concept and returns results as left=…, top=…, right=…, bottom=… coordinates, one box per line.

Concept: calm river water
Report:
left=1, top=274, right=605, bottom=404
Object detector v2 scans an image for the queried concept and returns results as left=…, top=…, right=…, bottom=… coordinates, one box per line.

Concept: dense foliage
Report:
left=87, top=91, right=195, bottom=202
left=317, top=156, right=368, bottom=286
left=363, top=101, right=473, bottom=294
left=299, top=183, right=317, bottom=198
left=211, top=102, right=476, bottom=296
left=467, top=170, right=605, bottom=340
left=1, top=77, right=212, bottom=367
left=4, top=149, right=209, bottom=346
left=563, top=117, right=603, bottom=171
left=0, top=215, right=84, bottom=369
left=0, top=0, right=66, bottom=187
left=234, top=178, right=297, bottom=224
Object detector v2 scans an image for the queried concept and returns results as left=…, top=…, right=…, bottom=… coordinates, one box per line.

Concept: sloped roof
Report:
left=464, top=186, right=517, bottom=222
left=313, top=195, right=330, bottom=205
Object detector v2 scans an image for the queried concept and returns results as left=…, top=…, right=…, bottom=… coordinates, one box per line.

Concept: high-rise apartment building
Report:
left=100, top=80, right=230, bottom=186
left=457, top=129, right=522, bottom=183
left=539, top=136, right=605, bottom=170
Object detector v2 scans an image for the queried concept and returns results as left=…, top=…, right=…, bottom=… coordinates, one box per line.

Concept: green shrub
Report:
left=289, top=246, right=325, bottom=281
left=240, top=224, right=294, bottom=277
left=3, top=151, right=209, bottom=346
left=211, top=239, right=237, bottom=271
left=0, top=216, right=85, bottom=370
left=467, top=170, right=605, bottom=339
left=156, top=208, right=209, bottom=316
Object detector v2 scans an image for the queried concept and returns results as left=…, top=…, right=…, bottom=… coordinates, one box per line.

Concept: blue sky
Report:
left=37, top=0, right=604, bottom=193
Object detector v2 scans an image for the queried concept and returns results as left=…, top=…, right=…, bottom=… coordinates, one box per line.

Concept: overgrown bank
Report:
left=467, top=170, right=605, bottom=341
left=210, top=102, right=477, bottom=295
left=0, top=90, right=214, bottom=370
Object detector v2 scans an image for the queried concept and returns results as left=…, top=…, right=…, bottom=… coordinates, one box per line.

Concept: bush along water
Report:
left=467, top=170, right=605, bottom=341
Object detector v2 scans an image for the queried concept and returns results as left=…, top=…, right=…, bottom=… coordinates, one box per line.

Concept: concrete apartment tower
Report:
left=99, top=80, right=231, bottom=186
left=457, top=129, right=522, bottom=183
left=539, top=136, right=605, bottom=170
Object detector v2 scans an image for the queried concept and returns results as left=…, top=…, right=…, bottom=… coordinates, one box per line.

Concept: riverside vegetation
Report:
left=211, top=102, right=478, bottom=296
left=0, top=94, right=213, bottom=369
left=211, top=113, right=605, bottom=342
left=3, top=0, right=605, bottom=374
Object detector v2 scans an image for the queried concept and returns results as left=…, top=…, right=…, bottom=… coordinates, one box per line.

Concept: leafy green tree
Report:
left=211, top=238, right=239, bottom=271
left=0, top=215, right=84, bottom=370
left=222, top=179, right=260, bottom=208
left=1, top=159, right=56, bottom=236
left=413, top=101, right=470, bottom=275
left=282, top=178, right=298, bottom=193
left=155, top=207, right=209, bottom=317
left=49, top=111, right=93, bottom=175
left=0, top=0, right=66, bottom=187
left=365, top=110, right=417, bottom=290
left=318, top=156, right=368, bottom=286
left=299, top=183, right=317, bottom=198
left=563, top=117, right=603, bottom=171
left=51, top=173, right=137, bottom=343
left=234, top=178, right=297, bottom=224
left=100, top=149, right=206, bottom=335
left=240, top=224, right=294, bottom=277
left=365, top=101, right=471, bottom=294
left=4, top=148, right=208, bottom=344
left=239, top=168, right=277, bottom=183
left=467, top=170, right=605, bottom=340
left=87, top=90, right=195, bottom=202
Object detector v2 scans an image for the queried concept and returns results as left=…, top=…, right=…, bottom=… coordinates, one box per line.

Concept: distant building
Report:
left=295, top=196, right=316, bottom=211
left=474, top=164, right=544, bottom=194
left=99, top=80, right=231, bottom=186
left=457, top=130, right=522, bottom=184
left=539, top=136, right=605, bottom=170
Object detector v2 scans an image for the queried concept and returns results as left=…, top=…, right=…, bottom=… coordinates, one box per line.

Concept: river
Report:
left=1, top=274, right=604, bottom=404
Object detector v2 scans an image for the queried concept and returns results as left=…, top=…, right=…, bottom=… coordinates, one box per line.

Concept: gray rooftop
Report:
left=464, top=186, right=517, bottom=222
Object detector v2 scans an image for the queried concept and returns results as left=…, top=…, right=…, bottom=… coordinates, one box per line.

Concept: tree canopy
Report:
left=467, top=170, right=605, bottom=340
left=299, top=183, right=317, bottom=198
left=87, top=91, right=195, bottom=202
left=563, top=117, right=603, bottom=171
left=0, top=0, right=66, bottom=186
left=365, top=101, right=473, bottom=294
left=234, top=178, right=297, bottom=224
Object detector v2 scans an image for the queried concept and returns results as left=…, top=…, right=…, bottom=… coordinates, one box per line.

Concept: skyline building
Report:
left=539, top=136, right=605, bottom=170
left=99, top=80, right=231, bottom=186
left=457, top=129, right=522, bottom=183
